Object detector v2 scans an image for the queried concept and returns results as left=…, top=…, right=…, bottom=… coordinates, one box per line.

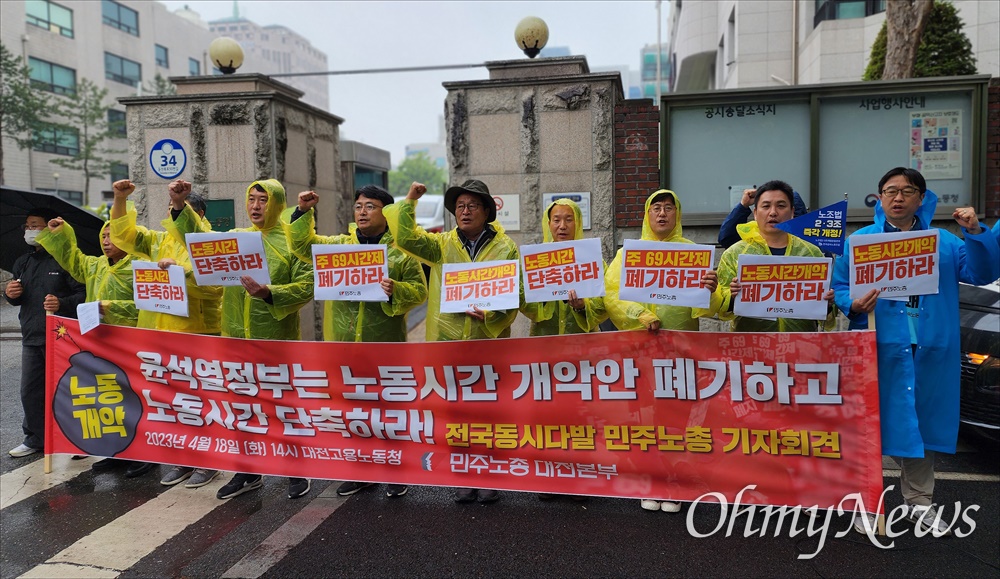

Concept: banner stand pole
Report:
left=44, top=454, right=51, bottom=474
left=865, top=309, right=885, bottom=535
left=45, top=311, right=53, bottom=475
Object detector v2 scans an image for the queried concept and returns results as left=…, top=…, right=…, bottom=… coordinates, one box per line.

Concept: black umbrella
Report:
left=1, top=186, right=105, bottom=273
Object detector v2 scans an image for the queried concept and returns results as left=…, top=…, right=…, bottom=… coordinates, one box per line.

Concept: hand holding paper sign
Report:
left=241, top=275, right=272, bottom=300
left=381, top=277, right=395, bottom=298
left=850, top=288, right=880, bottom=314
left=467, top=306, right=486, bottom=321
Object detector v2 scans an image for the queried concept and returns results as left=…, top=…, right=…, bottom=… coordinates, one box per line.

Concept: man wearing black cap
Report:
left=4, top=208, right=86, bottom=458
left=384, top=179, right=520, bottom=504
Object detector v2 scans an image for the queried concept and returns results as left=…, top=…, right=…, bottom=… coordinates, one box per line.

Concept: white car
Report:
left=396, top=195, right=445, bottom=233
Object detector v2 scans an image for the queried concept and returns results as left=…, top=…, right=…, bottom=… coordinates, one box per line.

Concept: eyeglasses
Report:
left=648, top=204, right=676, bottom=215
left=21, top=224, right=46, bottom=231
left=455, top=203, right=482, bottom=213
left=880, top=186, right=920, bottom=198
left=353, top=202, right=383, bottom=212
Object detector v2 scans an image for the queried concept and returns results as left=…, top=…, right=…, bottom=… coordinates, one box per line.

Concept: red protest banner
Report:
left=45, top=316, right=882, bottom=509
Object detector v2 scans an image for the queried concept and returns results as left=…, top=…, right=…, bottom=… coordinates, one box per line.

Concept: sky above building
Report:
left=160, top=1, right=669, bottom=168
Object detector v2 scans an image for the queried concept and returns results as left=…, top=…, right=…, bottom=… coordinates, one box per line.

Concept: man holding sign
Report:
left=288, top=184, right=427, bottom=498
left=519, top=198, right=607, bottom=336
left=604, top=188, right=720, bottom=514
left=716, top=180, right=835, bottom=332
left=832, top=167, right=999, bottom=535
left=385, top=179, right=519, bottom=504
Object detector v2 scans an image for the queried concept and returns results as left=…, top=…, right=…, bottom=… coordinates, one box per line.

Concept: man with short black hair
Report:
left=832, top=167, right=999, bottom=535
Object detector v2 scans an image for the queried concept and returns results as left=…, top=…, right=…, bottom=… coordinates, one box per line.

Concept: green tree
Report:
left=864, top=1, right=977, bottom=80
left=48, top=78, right=123, bottom=203
left=144, top=73, right=176, bottom=96
left=0, top=42, right=51, bottom=184
left=388, top=152, right=448, bottom=197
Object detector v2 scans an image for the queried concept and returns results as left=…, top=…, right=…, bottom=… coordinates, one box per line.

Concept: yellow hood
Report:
left=641, top=189, right=683, bottom=242
left=541, top=198, right=584, bottom=243
left=245, top=179, right=286, bottom=231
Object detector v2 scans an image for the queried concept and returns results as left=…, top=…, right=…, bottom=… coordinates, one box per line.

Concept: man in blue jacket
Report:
left=831, top=167, right=999, bottom=535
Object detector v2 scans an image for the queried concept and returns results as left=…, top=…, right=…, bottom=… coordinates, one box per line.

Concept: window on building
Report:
left=39, top=188, right=84, bottom=206
left=107, top=109, right=126, bottom=137
left=25, top=0, right=74, bottom=38
left=109, top=162, right=129, bottom=185
left=34, top=125, right=79, bottom=156
left=189, top=57, right=201, bottom=76
left=28, top=57, right=75, bottom=96
left=102, top=0, right=138, bottom=35
left=814, top=0, right=886, bottom=27
left=105, top=52, right=141, bottom=87
left=155, top=44, right=169, bottom=68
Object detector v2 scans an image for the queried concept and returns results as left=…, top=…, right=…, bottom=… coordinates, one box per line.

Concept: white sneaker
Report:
left=908, top=504, right=953, bottom=536
left=660, top=501, right=681, bottom=513
left=853, top=512, right=877, bottom=534
left=640, top=499, right=661, bottom=511
left=9, top=444, right=39, bottom=458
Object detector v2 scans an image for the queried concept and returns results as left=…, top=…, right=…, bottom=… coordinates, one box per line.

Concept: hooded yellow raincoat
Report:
left=37, top=222, right=138, bottom=327
left=606, top=190, right=722, bottom=331
left=173, top=179, right=313, bottom=340
left=715, top=221, right=834, bottom=332
left=288, top=209, right=426, bottom=342
left=384, top=199, right=519, bottom=341
left=109, top=205, right=222, bottom=334
left=520, top=199, right=607, bottom=336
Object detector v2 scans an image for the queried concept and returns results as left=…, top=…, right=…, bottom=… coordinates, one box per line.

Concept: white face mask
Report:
left=24, top=229, right=40, bottom=246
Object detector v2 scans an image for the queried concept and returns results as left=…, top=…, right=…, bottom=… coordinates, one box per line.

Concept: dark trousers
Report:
left=21, top=345, right=45, bottom=449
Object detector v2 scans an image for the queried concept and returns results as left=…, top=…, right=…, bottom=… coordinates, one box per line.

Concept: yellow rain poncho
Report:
left=288, top=209, right=426, bottom=342
left=174, top=179, right=313, bottom=340
left=606, top=189, right=722, bottom=331
left=715, top=221, right=834, bottom=332
left=520, top=199, right=607, bottom=336
left=37, top=221, right=138, bottom=327
left=109, top=205, right=222, bottom=334
left=384, top=199, right=519, bottom=341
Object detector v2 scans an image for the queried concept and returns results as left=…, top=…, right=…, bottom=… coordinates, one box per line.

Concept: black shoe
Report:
left=537, top=493, right=556, bottom=501
left=454, top=488, right=477, bottom=503
left=123, top=461, right=156, bottom=478
left=217, top=473, right=263, bottom=499
left=71, top=455, right=88, bottom=460
left=386, top=484, right=408, bottom=498
left=336, top=481, right=373, bottom=496
left=478, top=489, right=500, bottom=503
left=92, top=458, right=122, bottom=471
left=287, top=478, right=311, bottom=499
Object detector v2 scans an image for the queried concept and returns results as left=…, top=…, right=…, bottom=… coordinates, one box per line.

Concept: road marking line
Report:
left=222, top=483, right=349, bottom=579
left=1, top=455, right=95, bottom=510
left=18, top=562, right=118, bottom=579
left=20, top=477, right=229, bottom=578
left=882, top=469, right=1000, bottom=482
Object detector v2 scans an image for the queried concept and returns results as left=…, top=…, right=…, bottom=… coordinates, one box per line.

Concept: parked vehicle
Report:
left=958, top=281, right=1000, bottom=443
left=396, top=195, right=445, bottom=233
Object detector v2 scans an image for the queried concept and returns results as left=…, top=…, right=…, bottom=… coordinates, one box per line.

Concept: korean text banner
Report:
left=776, top=201, right=847, bottom=256
left=439, top=260, right=519, bottom=313
left=132, top=261, right=188, bottom=318
left=734, top=255, right=831, bottom=321
left=619, top=240, right=715, bottom=308
left=848, top=229, right=940, bottom=300
left=185, top=231, right=270, bottom=287
left=521, top=239, right=604, bottom=304
left=45, top=316, right=883, bottom=510
left=311, top=244, right=389, bottom=302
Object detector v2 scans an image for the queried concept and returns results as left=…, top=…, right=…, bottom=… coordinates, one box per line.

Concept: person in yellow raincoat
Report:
left=37, top=219, right=138, bottom=328
left=715, top=180, right=835, bottom=333
left=384, top=179, right=519, bottom=505
left=173, top=178, right=314, bottom=501
left=109, top=179, right=224, bottom=487
left=520, top=198, right=607, bottom=336
left=604, top=188, right=721, bottom=514
left=287, top=184, right=427, bottom=499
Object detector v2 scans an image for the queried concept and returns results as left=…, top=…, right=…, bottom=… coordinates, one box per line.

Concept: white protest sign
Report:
left=185, top=231, right=270, bottom=286
left=440, top=260, right=519, bottom=314
left=312, top=244, right=389, bottom=302
left=848, top=230, right=940, bottom=300
left=521, top=238, right=603, bottom=304
left=132, top=261, right=188, bottom=317
left=618, top=240, right=715, bottom=308
left=733, top=255, right=832, bottom=321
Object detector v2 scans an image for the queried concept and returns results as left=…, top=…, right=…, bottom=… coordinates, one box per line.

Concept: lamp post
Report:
left=208, top=37, right=244, bottom=74
left=514, top=17, right=549, bottom=58
left=52, top=172, right=60, bottom=198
